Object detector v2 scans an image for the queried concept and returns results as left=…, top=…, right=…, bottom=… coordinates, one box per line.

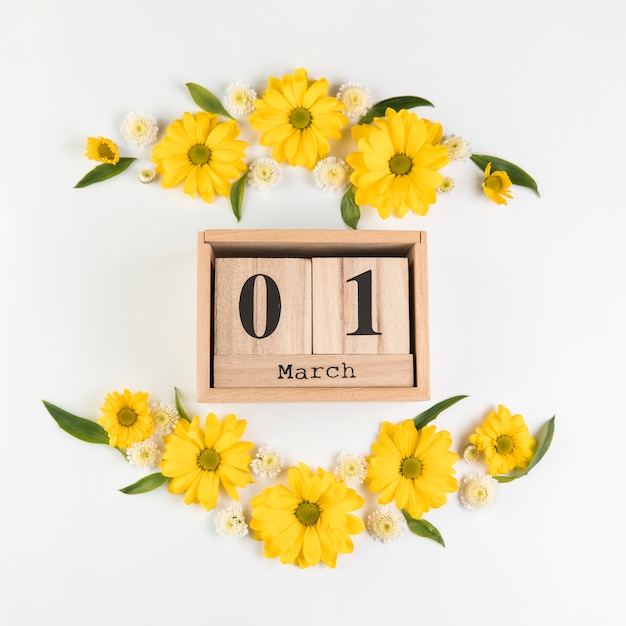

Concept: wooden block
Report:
left=213, top=257, right=312, bottom=355
left=312, top=257, right=410, bottom=354
left=213, top=354, right=414, bottom=388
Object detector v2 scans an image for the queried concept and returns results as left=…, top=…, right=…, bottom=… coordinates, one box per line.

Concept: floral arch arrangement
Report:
left=75, top=67, right=539, bottom=229
left=60, top=69, right=551, bottom=568
left=44, top=392, right=554, bottom=568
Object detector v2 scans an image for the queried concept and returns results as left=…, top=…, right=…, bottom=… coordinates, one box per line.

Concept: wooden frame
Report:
left=197, top=229, right=430, bottom=402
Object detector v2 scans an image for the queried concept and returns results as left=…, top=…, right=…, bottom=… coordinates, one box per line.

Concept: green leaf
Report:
left=174, top=387, right=191, bottom=422
left=494, top=415, right=556, bottom=483
left=401, top=510, right=445, bottom=547
left=74, top=157, right=136, bottom=188
left=43, top=400, right=109, bottom=445
left=119, top=472, right=169, bottom=494
left=358, top=96, right=434, bottom=125
left=186, top=82, right=234, bottom=119
left=413, top=395, right=468, bottom=431
left=230, top=171, right=248, bottom=222
left=340, top=186, right=360, bottom=229
left=470, top=154, right=540, bottom=197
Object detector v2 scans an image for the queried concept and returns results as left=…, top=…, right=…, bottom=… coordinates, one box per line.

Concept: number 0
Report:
left=238, top=274, right=282, bottom=339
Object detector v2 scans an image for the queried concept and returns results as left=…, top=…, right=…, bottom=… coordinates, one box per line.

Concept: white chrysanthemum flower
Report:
left=215, top=503, right=249, bottom=539
left=138, top=168, right=156, bottom=184
left=250, top=445, right=284, bottom=478
left=459, top=473, right=499, bottom=512
left=440, top=135, right=471, bottom=161
left=126, top=438, right=162, bottom=469
left=463, top=443, right=480, bottom=463
left=120, top=112, right=158, bottom=147
left=337, top=82, right=372, bottom=121
left=437, top=176, right=455, bottom=193
left=334, top=451, right=368, bottom=487
left=149, top=402, right=180, bottom=436
left=367, top=507, right=405, bottom=543
left=247, top=157, right=282, bottom=190
left=313, top=156, right=350, bottom=191
left=223, top=83, right=257, bottom=117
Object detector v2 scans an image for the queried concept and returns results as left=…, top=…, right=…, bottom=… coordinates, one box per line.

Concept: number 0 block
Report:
left=312, top=257, right=410, bottom=354
left=213, top=257, right=312, bottom=355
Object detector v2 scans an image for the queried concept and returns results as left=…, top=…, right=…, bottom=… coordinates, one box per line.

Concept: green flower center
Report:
left=198, top=447, right=221, bottom=471
left=400, top=456, right=423, bottom=479
left=188, top=144, right=211, bottom=166
left=389, top=153, right=413, bottom=176
left=473, top=486, right=488, bottom=502
left=495, top=435, right=514, bottom=455
left=117, top=407, right=137, bottom=426
left=295, top=501, right=321, bottom=526
left=153, top=411, right=167, bottom=426
left=98, top=143, right=116, bottom=160
left=290, top=107, right=312, bottom=130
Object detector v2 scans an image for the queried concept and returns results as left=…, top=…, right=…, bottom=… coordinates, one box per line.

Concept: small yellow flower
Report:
left=482, top=162, right=513, bottom=205
left=85, top=136, right=120, bottom=165
left=98, top=389, right=152, bottom=448
left=469, top=405, right=536, bottom=475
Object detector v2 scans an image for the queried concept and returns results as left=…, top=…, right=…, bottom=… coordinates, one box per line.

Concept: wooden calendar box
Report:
left=197, top=229, right=430, bottom=403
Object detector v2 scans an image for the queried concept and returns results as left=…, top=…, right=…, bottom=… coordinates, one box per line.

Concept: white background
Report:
left=2, top=1, right=624, bottom=624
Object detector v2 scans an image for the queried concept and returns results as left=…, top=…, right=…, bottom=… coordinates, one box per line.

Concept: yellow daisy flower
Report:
left=98, top=389, right=152, bottom=448
left=151, top=111, right=248, bottom=203
left=366, top=420, right=459, bottom=519
left=469, top=405, right=536, bottom=475
left=346, top=108, right=450, bottom=219
left=248, top=68, right=348, bottom=169
left=160, top=413, right=254, bottom=511
left=482, top=162, right=513, bottom=205
left=85, top=136, right=120, bottom=165
left=250, top=462, right=365, bottom=569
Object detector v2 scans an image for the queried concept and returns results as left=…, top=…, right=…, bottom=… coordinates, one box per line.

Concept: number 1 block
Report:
left=213, top=257, right=312, bottom=355
left=312, top=257, right=410, bottom=355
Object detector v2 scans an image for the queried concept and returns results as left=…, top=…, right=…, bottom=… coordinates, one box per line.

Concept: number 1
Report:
left=346, top=270, right=381, bottom=336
